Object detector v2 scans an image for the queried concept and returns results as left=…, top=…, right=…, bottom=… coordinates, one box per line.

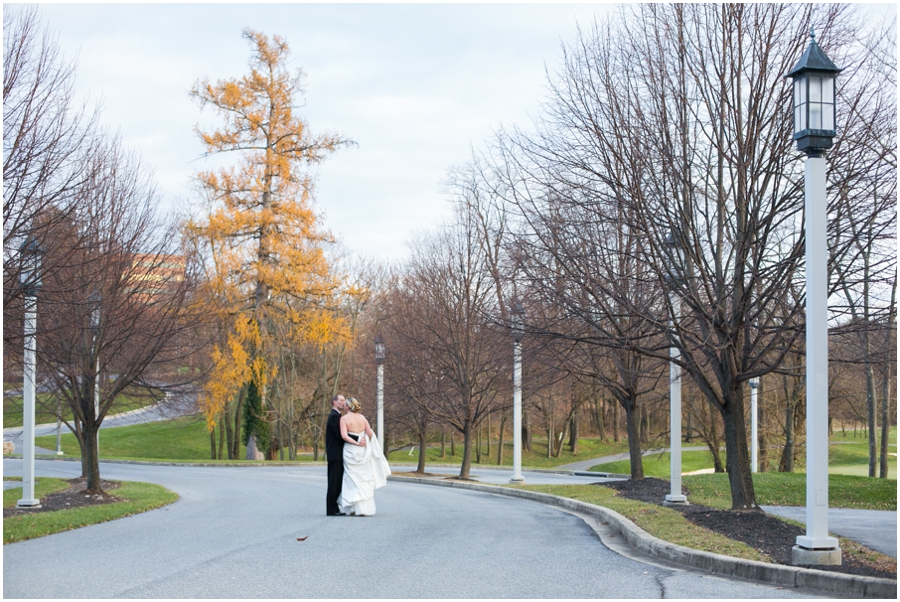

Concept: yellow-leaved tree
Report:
left=186, top=29, right=353, bottom=459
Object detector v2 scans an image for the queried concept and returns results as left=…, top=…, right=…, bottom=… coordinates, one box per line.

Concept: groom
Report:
left=325, top=394, right=347, bottom=516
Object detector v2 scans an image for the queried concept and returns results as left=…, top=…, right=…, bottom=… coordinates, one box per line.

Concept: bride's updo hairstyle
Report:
left=346, top=397, right=362, bottom=413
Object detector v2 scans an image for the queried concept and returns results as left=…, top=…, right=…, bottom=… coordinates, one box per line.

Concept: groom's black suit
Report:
left=325, top=408, right=345, bottom=515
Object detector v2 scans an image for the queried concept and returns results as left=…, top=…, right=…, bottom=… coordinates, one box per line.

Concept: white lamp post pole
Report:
left=90, top=292, right=101, bottom=456
left=664, top=232, right=687, bottom=505
left=665, top=297, right=686, bottom=505
left=18, top=292, right=40, bottom=507
left=17, top=237, right=43, bottom=508
left=56, top=397, right=63, bottom=455
left=750, top=378, right=759, bottom=473
left=787, top=28, right=841, bottom=566
left=374, top=335, right=385, bottom=446
left=510, top=301, right=525, bottom=483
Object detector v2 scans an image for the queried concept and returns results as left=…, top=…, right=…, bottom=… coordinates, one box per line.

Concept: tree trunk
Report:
left=879, top=366, right=891, bottom=479
left=880, top=271, right=897, bottom=479
left=450, top=433, right=456, bottom=456
left=624, top=402, right=644, bottom=480
left=83, top=421, right=102, bottom=493
left=218, top=414, right=225, bottom=460
left=568, top=412, right=578, bottom=454
left=440, top=426, right=446, bottom=458
left=780, top=396, right=795, bottom=473
left=866, top=357, right=877, bottom=477
left=613, top=400, right=620, bottom=442
left=417, top=428, right=427, bottom=473
left=224, top=403, right=235, bottom=460
left=458, top=421, right=474, bottom=479
left=595, top=398, right=605, bottom=441
left=497, top=412, right=506, bottom=465
left=476, top=422, right=482, bottom=464
left=210, top=427, right=217, bottom=460
left=708, top=406, right=724, bottom=473
left=546, top=419, right=553, bottom=458
left=721, top=392, right=758, bottom=511
left=523, top=410, right=532, bottom=451
left=486, top=412, right=491, bottom=457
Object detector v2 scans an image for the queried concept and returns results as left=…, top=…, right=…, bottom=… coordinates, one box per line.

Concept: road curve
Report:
left=2, top=459, right=824, bottom=599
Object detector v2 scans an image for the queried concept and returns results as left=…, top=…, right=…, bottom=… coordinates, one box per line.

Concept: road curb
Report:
left=389, top=475, right=896, bottom=599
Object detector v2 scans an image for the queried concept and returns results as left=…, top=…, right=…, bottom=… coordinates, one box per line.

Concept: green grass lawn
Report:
left=589, top=429, right=897, bottom=479
left=682, top=472, right=896, bottom=510
left=387, top=437, right=631, bottom=469
left=4, top=388, right=164, bottom=429
left=588, top=449, right=723, bottom=476
left=511, top=483, right=770, bottom=561
left=3, top=478, right=178, bottom=544
left=35, top=415, right=230, bottom=460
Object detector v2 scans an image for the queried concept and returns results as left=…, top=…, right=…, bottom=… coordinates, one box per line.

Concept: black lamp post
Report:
left=787, top=27, right=841, bottom=566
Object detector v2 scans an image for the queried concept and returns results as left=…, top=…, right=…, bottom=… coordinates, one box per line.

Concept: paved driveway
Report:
left=2, top=459, right=822, bottom=599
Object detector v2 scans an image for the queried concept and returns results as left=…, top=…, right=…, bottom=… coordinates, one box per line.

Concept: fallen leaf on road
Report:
left=297, top=536, right=308, bottom=541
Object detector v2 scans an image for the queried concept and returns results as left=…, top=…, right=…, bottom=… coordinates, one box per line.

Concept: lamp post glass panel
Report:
left=787, top=28, right=841, bottom=565
left=374, top=335, right=385, bottom=445
left=17, top=237, right=44, bottom=508
left=510, top=301, right=525, bottom=483
left=663, top=231, right=686, bottom=505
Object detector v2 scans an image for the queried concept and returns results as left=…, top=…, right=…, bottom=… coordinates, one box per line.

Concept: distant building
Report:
left=128, top=253, right=185, bottom=297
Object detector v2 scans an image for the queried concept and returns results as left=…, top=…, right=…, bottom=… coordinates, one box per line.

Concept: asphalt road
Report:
left=3, top=460, right=824, bottom=599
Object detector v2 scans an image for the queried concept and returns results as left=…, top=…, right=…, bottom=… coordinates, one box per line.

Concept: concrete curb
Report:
left=389, top=475, right=897, bottom=599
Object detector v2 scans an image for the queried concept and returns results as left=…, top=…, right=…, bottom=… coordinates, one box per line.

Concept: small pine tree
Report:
left=242, top=379, right=269, bottom=452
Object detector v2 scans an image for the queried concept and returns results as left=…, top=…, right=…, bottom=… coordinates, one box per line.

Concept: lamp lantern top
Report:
left=787, top=28, right=841, bottom=155
left=374, top=334, right=385, bottom=363
left=18, top=236, right=45, bottom=292
left=510, top=300, right=525, bottom=343
left=749, top=377, right=760, bottom=390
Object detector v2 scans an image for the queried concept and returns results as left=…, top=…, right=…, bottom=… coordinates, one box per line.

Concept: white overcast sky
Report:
left=27, top=2, right=617, bottom=264
left=23, top=2, right=896, bottom=264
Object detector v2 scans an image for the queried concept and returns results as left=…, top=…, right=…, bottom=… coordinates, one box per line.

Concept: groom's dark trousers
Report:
left=325, top=408, right=345, bottom=515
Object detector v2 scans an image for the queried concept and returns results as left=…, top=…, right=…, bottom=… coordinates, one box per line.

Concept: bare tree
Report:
left=384, top=210, right=510, bottom=479
left=488, top=4, right=891, bottom=511
left=35, top=136, right=194, bottom=493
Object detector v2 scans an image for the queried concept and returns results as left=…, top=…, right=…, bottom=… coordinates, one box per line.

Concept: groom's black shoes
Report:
left=327, top=512, right=346, bottom=516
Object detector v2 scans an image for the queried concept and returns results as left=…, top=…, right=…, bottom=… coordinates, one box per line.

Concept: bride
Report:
left=338, top=397, right=391, bottom=516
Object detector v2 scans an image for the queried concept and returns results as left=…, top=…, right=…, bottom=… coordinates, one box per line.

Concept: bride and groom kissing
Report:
left=325, top=394, right=392, bottom=516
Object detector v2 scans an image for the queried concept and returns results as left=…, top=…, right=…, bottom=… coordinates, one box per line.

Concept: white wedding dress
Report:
left=339, top=432, right=391, bottom=516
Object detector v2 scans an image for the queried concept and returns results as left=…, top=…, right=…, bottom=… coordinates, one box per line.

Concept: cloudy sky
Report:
left=30, top=2, right=617, bottom=264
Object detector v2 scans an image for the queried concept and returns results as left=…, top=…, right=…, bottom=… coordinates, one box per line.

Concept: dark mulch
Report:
left=598, top=477, right=896, bottom=580
left=4, top=478, right=122, bottom=518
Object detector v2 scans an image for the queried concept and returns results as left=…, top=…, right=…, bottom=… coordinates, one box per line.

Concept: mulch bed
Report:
left=598, top=477, right=896, bottom=580
left=4, top=478, right=122, bottom=518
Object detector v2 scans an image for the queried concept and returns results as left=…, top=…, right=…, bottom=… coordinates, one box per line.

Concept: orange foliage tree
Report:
left=185, top=29, right=353, bottom=459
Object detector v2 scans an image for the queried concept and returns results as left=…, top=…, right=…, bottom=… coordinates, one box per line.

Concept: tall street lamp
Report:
left=787, top=27, right=841, bottom=566
left=374, top=334, right=385, bottom=446
left=750, top=377, right=760, bottom=473
left=17, top=237, right=44, bottom=508
left=510, top=301, right=525, bottom=483
left=663, top=231, right=687, bottom=505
